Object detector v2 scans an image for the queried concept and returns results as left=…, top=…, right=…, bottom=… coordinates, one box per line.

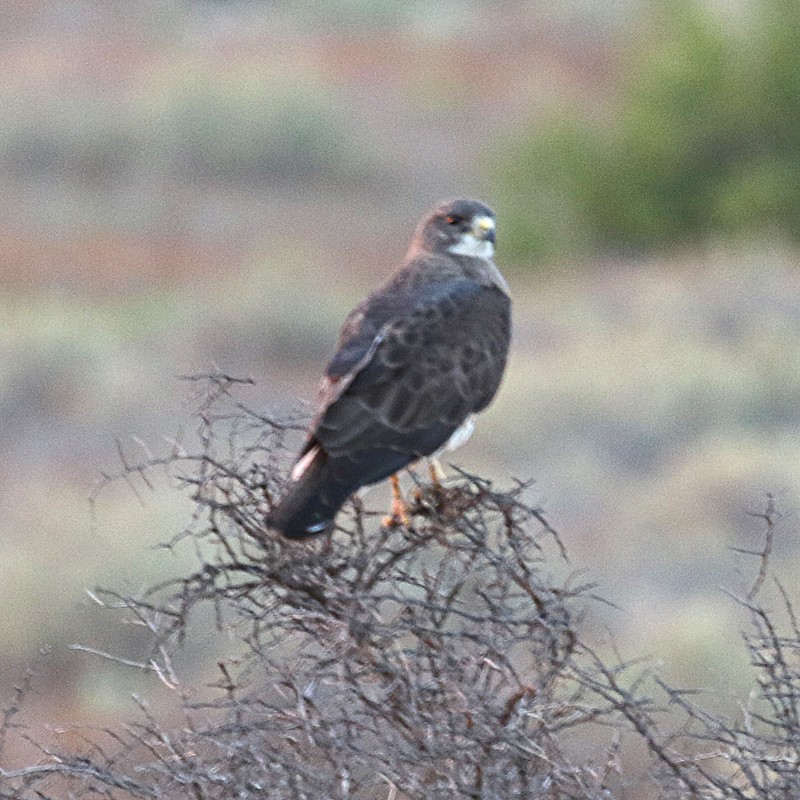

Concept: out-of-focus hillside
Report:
left=1, top=0, right=799, bottom=747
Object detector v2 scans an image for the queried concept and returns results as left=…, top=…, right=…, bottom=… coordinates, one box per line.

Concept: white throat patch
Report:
left=448, top=235, right=494, bottom=259
left=449, top=214, right=496, bottom=259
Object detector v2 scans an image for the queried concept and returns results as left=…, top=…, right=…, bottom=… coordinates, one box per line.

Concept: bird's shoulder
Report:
left=326, top=254, right=500, bottom=382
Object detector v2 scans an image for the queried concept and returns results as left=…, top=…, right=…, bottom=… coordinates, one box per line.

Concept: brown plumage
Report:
left=268, top=198, right=511, bottom=538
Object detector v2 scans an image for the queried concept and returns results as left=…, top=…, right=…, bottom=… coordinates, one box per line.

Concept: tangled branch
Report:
left=2, top=374, right=798, bottom=799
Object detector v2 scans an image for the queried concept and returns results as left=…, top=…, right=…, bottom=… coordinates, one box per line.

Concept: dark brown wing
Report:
left=313, top=278, right=510, bottom=469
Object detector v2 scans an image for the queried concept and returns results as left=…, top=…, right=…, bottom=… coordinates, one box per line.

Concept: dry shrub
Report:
left=1, top=375, right=798, bottom=799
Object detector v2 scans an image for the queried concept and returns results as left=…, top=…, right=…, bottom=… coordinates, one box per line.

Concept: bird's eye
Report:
left=445, top=215, right=462, bottom=226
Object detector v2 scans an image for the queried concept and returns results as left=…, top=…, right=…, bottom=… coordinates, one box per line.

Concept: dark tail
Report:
left=267, top=449, right=355, bottom=539
left=268, top=444, right=419, bottom=539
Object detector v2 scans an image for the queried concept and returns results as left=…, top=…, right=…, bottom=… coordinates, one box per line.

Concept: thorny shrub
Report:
left=0, top=374, right=798, bottom=799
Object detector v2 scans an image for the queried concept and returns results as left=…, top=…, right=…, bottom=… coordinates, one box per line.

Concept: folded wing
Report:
left=268, top=278, right=510, bottom=538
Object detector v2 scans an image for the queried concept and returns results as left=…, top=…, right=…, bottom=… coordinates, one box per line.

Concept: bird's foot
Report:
left=412, top=459, right=447, bottom=502
left=383, top=473, right=412, bottom=528
left=382, top=505, right=411, bottom=528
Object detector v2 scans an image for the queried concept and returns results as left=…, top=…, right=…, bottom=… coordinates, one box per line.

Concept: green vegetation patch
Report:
left=494, top=0, right=800, bottom=262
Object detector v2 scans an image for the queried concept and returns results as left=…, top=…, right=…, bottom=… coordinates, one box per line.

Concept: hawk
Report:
left=268, top=198, right=511, bottom=538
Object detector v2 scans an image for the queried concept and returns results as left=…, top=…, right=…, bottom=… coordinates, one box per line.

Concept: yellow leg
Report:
left=428, top=458, right=446, bottom=487
left=383, top=473, right=411, bottom=527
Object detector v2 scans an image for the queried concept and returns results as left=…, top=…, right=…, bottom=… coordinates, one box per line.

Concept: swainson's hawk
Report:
left=268, top=198, right=511, bottom=538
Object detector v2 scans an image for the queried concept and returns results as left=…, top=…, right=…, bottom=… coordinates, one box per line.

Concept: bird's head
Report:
left=412, top=198, right=497, bottom=259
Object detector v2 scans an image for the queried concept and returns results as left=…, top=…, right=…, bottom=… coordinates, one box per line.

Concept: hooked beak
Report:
left=473, top=215, right=496, bottom=244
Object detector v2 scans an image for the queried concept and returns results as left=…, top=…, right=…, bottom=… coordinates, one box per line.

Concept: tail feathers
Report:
left=268, top=443, right=421, bottom=539
left=267, top=448, right=355, bottom=539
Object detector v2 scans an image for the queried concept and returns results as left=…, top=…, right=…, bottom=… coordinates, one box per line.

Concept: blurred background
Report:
left=2, top=0, right=800, bottom=748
